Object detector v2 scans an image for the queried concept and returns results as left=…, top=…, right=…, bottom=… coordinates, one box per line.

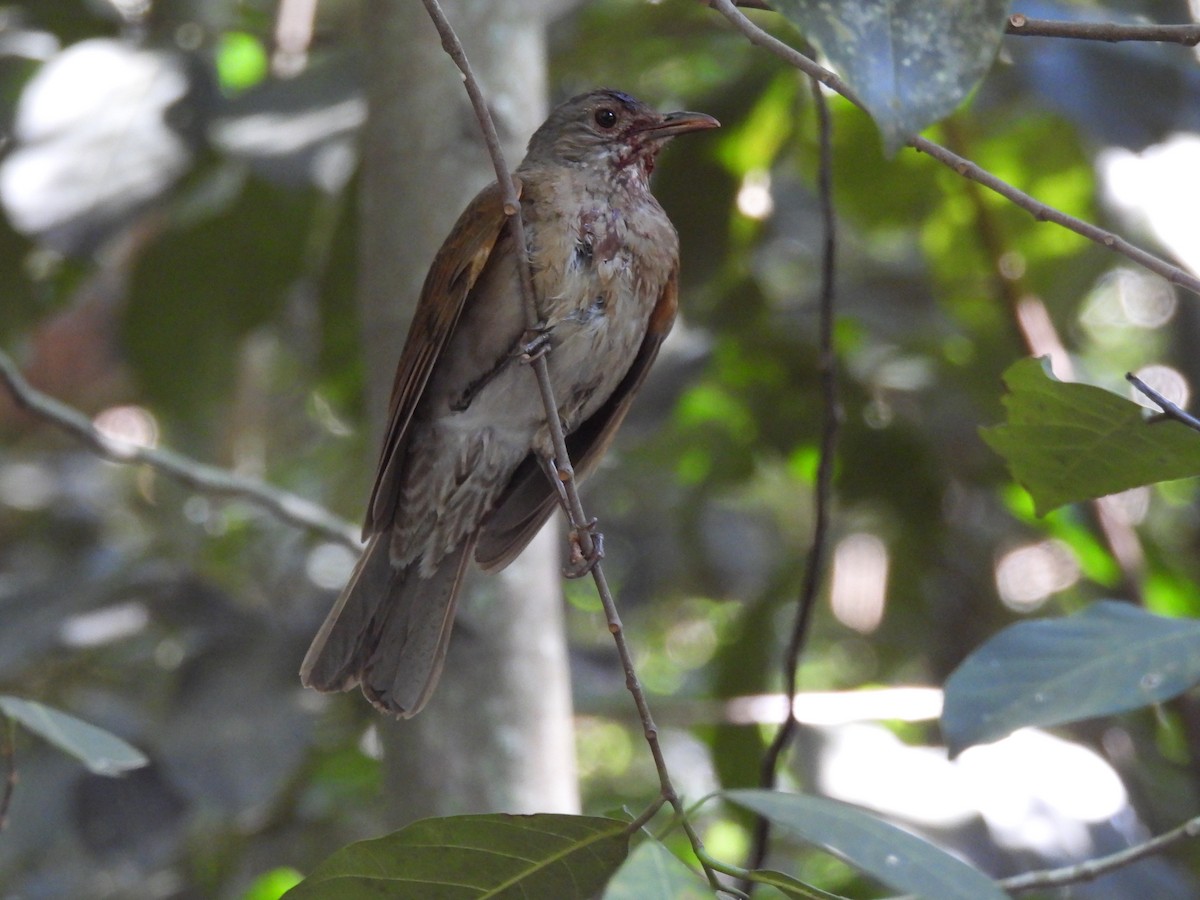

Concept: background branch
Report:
left=727, top=2, right=1200, bottom=45
left=0, top=347, right=360, bottom=549
left=744, top=73, right=841, bottom=879
left=709, top=0, right=1200, bottom=298
left=1127, top=372, right=1200, bottom=433
left=1000, top=814, right=1200, bottom=892
left=1006, top=14, right=1200, bottom=46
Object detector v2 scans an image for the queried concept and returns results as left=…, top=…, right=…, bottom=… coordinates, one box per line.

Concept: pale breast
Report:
left=525, top=167, right=679, bottom=444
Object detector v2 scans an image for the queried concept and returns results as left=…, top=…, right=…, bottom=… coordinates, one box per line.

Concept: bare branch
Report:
left=725, top=2, right=1200, bottom=45
left=1127, top=372, right=1200, bottom=433
left=417, top=0, right=723, bottom=889
left=708, top=0, right=1200, bottom=299
left=0, top=716, right=14, bottom=833
left=0, top=348, right=360, bottom=550
left=1001, top=814, right=1200, bottom=892
left=745, top=74, right=842, bottom=879
left=1007, top=14, right=1200, bottom=46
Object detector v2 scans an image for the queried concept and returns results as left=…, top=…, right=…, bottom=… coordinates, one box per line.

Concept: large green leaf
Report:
left=602, top=839, right=710, bottom=899
left=724, top=790, right=1005, bottom=900
left=0, top=695, right=148, bottom=776
left=942, top=600, right=1200, bottom=755
left=284, top=814, right=628, bottom=899
left=773, top=0, right=1011, bottom=153
left=982, top=357, right=1200, bottom=515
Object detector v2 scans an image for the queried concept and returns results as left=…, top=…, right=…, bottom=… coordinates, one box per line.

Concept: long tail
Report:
left=299, top=534, right=472, bottom=717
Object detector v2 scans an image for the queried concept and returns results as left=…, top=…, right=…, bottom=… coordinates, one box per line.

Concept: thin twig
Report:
left=708, top=0, right=1200, bottom=299
left=1006, top=14, right=1200, bottom=46
left=0, top=715, right=14, bottom=832
left=0, top=349, right=360, bottom=548
left=744, top=72, right=842, bottom=880
left=725, top=2, right=1200, bottom=45
left=1127, top=372, right=1200, bottom=433
left=1000, top=813, right=1200, bottom=892
left=417, top=0, right=723, bottom=891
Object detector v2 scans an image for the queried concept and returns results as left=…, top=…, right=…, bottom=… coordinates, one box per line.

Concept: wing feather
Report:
left=363, top=178, right=521, bottom=537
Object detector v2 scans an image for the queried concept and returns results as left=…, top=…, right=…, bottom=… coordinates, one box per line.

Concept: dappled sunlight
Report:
left=829, top=532, right=889, bottom=634
left=994, top=539, right=1080, bottom=612
left=93, top=404, right=159, bottom=452
left=1102, top=134, right=1200, bottom=272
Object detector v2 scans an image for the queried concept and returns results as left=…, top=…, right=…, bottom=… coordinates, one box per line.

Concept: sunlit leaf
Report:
left=725, top=790, right=1005, bottom=900
left=0, top=695, right=148, bottom=776
left=218, top=32, right=269, bottom=93
left=240, top=867, right=304, bottom=900
left=773, top=0, right=1010, bottom=153
left=982, top=357, right=1200, bottom=514
left=942, top=601, right=1200, bottom=755
left=601, top=840, right=709, bottom=900
left=284, top=814, right=628, bottom=899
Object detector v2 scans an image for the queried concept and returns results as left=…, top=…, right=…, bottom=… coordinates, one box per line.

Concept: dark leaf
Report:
left=773, top=0, right=1010, bottom=152
left=601, top=839, right=710, bottom=899
left=725, top=790, right=1005, bottom=900
left=942, top=600, right=1200, bottom=755
left=284, top=813, right=628, bottom=899
left=0, top=695, right=148, bottom=776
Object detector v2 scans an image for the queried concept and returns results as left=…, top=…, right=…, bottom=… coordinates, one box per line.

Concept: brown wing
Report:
left=474, top=269, right=680, bottom=572
left=363, top=178, right=520, bottom=538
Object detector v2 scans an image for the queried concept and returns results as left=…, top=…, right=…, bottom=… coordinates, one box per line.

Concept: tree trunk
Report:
left=357, top=0, right=579, bottom=821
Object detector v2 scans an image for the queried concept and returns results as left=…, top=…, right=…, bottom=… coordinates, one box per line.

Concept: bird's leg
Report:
left=539, top=456, right=605, bottom=578
left=564, top=517, right=604, bottom=578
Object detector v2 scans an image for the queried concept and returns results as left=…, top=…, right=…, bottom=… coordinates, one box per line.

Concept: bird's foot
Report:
left=564, top=518, right=604, bottom=578
left=517, top=322, right=552, bottom=363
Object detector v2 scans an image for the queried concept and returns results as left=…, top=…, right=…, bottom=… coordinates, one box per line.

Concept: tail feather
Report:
left=300, top=535, right=473, bottom=717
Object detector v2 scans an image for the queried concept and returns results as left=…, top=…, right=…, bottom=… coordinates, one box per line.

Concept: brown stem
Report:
left=743, top=73, right=842, bottom=883
left=1006, top=14, right=1200, bottom=46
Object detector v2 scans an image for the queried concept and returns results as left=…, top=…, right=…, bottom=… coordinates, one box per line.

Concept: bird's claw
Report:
left=517, top=323, right=552, bottom=363
left=563, top=519, right=604, bottom=578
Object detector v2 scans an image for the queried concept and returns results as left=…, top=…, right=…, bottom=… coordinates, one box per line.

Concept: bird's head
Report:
left=523, top=89, right=719, bottom=181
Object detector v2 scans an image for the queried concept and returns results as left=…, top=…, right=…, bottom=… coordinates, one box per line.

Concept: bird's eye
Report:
left=594, top=108, right=618, bottom=129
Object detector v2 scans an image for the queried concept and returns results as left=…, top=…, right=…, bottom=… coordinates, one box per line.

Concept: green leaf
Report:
left=724, top=790, right=1005, bottom=900
left=746, top=868, right=849, bottom=899
left=217, top=32, right=269, bottom=93
left=982, top=357, right=1200, bottom=515
left=240, top=868, right=304, bottom=900
left=773, top=0, right=1010, bottom=153
left=942, top=601, right=1200, bottom=755
left=602, top=840, right=710, bottom=899
left=0, top=696, right=148, bottom=776
left=284, top=814, right=628, bottom=899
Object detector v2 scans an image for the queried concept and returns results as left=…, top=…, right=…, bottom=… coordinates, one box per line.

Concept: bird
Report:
left=300, top=88, right=718, bottom=717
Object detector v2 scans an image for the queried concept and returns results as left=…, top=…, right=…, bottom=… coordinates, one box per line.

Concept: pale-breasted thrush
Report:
left=301, top=89, right=719, bottom=716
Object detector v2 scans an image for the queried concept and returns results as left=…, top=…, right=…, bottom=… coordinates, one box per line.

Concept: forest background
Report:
left=4, top=0, right=1200, bottom=897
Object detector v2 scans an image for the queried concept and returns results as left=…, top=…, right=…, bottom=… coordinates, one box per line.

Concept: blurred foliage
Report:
left=2, top=0, right=1200, bottom=897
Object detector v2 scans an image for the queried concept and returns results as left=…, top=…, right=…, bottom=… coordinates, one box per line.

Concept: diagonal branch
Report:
left=1006, top=14, right=1200, bottom=46
left=729, top=2, right=1200, bottom=45
left=708, top=0, right=1200, bottom=298
left=1000, top=813, right=1200, bottom=892
left=417, top=0, right=724, bottom=890
left=1127, top=372, right=1200, bottom=434
left=0, top=347, right=360, bottom=549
